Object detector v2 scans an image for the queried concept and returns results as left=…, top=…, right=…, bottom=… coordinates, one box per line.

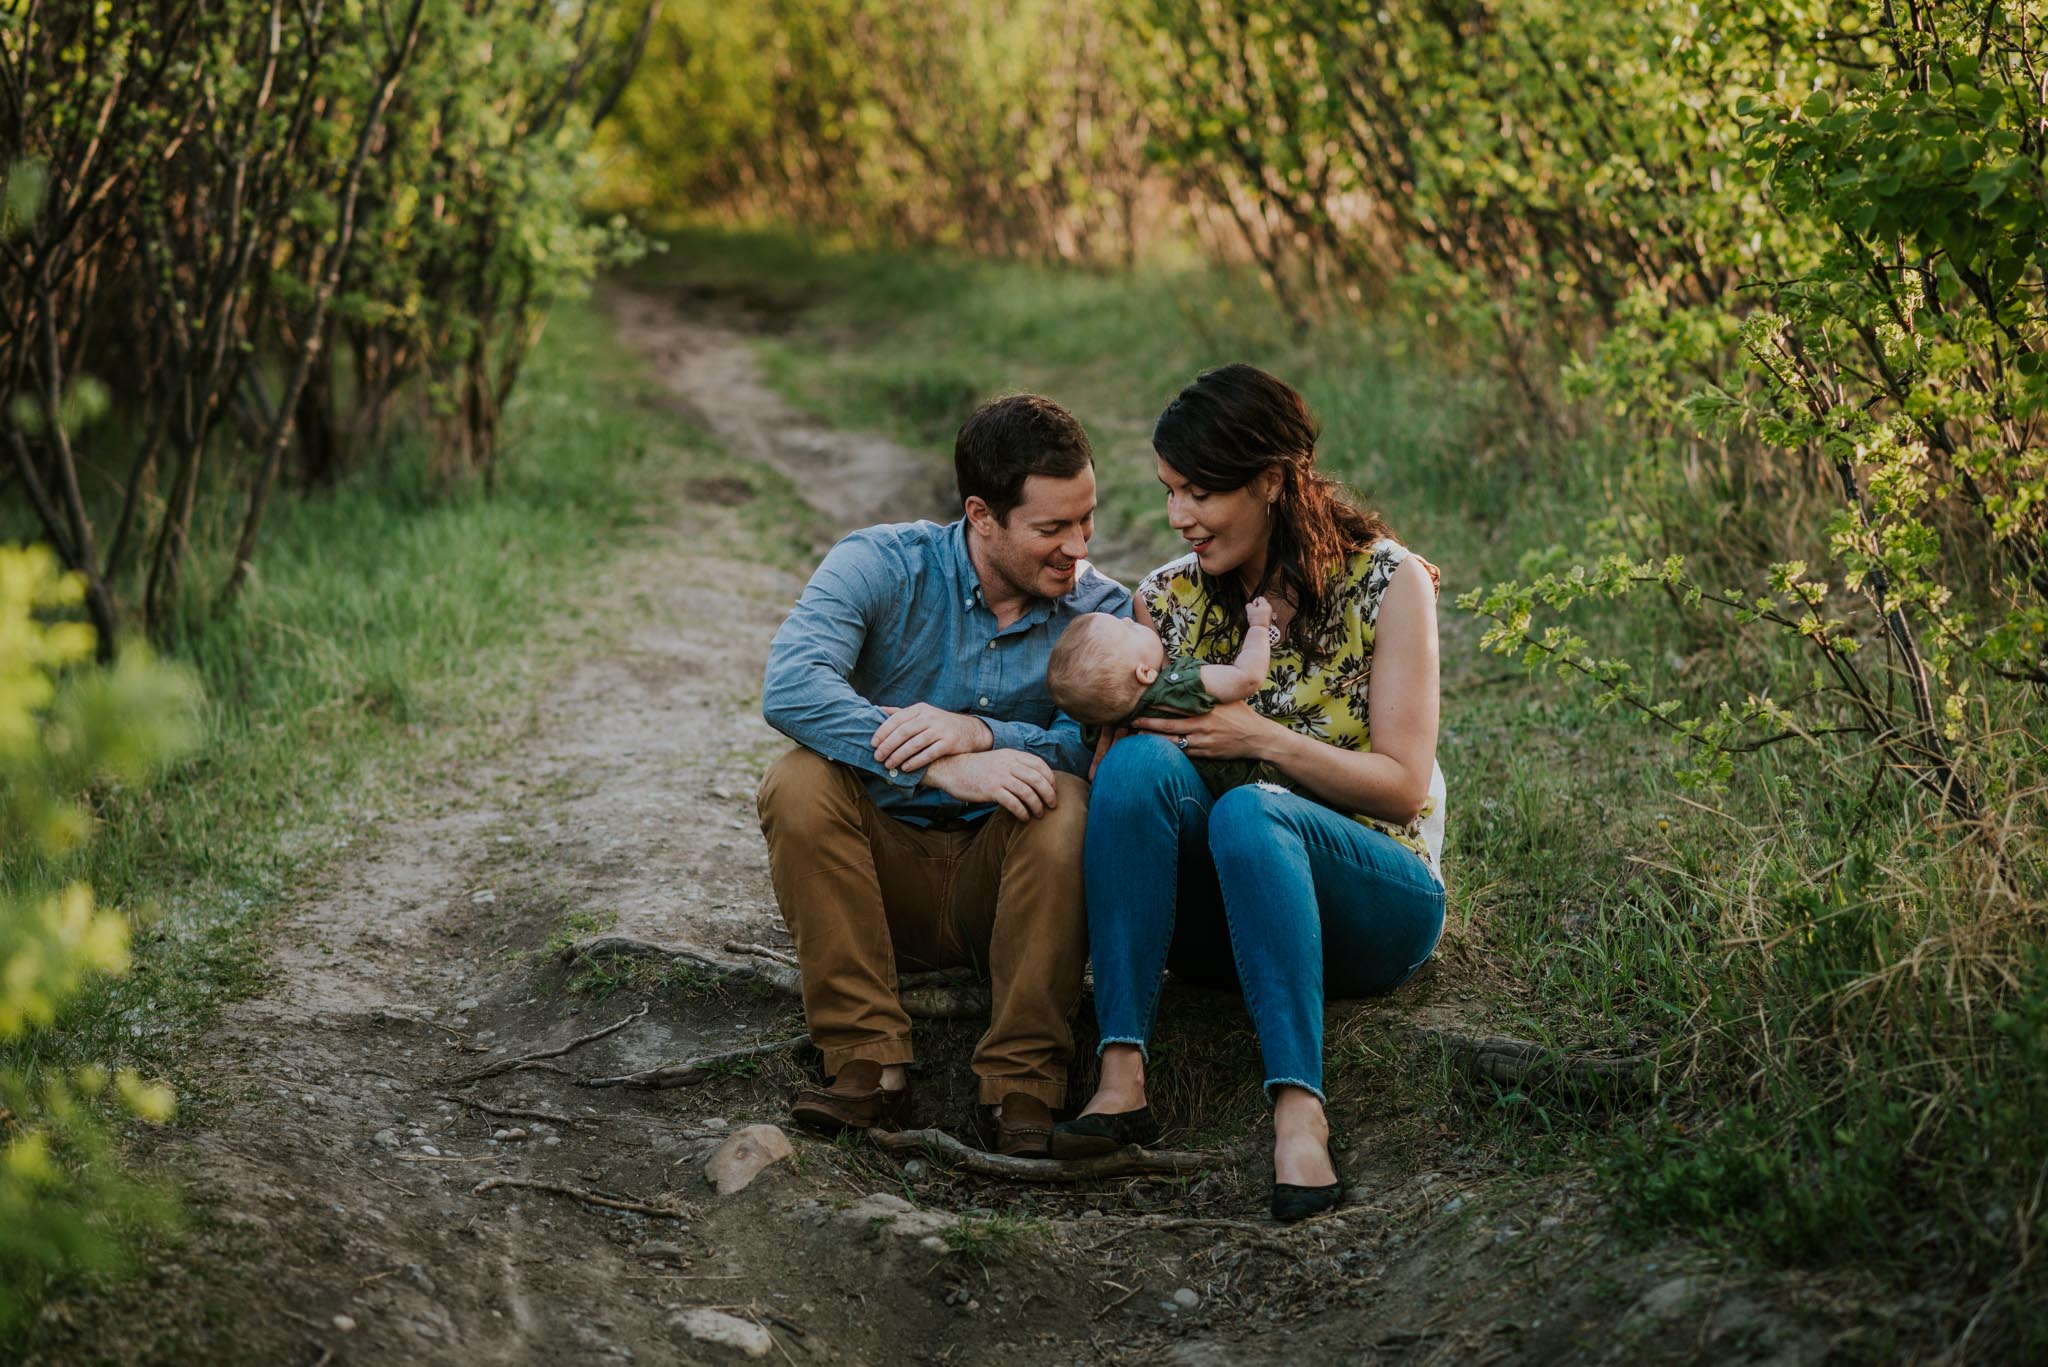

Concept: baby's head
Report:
left=1047, top=612, right=1167, bottom=725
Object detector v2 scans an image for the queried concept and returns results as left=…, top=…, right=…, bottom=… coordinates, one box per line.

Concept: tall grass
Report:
left=638, top=228, right=2047, bottom=1352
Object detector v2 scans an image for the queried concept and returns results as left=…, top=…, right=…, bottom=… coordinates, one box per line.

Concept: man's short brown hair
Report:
left=955, top=393, right=1094, bottom=523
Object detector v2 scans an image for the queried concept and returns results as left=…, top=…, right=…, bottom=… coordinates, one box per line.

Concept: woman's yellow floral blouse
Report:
left=1137, top=538, right=1447, bottom=882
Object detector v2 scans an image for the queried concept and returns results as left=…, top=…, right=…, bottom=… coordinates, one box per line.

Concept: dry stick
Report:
left=577, top=1035, right=812, bottom=1090
left=565, top=937, right=990, bottom=1019
left=471, top=1176, right=689, bottom=1220
left=433, top=1092, right=581, bottom=1125
left=868, top=1128, right=1225, bottom=1182
left=447, top=1003, right=649, bottom=1086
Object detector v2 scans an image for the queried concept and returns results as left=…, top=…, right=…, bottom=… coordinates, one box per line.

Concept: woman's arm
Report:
left=1131, top=558, right=1439, bottom=824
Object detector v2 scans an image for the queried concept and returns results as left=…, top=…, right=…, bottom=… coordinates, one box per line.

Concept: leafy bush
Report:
left=0, top=544, right=199, bottom=1331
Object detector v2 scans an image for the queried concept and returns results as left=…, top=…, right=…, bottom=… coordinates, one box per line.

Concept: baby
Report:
left=1048, top=596, right=1275, bottom=730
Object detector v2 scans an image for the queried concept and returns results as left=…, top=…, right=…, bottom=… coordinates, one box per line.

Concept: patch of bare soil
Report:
left=24, top=285, right=1859, bottom=1367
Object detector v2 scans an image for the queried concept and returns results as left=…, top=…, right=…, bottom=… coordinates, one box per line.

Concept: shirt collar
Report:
left=946, top=519, right=1057, bottom=630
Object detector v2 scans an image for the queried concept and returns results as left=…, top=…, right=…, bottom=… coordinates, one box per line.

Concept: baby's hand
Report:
left=1247, top=596, right=1273, bottom=629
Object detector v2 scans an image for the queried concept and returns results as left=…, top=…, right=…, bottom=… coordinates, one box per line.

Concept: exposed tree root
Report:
left=577, top=1034, right=813, bottom=1089
left=471, top=1175, right=692, bottom=1219
left=868, top=1127, right=1224, bottom=1181
left=434, top=1092, right=583, bottom=1125
left=447, top=1003, right=650, bottom=1086
left=562, top=936, right=990, bottom=1017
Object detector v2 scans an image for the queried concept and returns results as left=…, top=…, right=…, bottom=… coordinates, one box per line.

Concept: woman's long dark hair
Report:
left=1152, top=363, right=1390, bottom=664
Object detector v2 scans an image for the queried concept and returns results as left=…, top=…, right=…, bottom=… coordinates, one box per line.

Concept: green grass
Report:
left=632, top=228, right=2048, bottom=1354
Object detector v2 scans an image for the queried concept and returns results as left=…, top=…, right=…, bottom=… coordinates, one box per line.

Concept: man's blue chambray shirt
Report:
left=762, top=518, right=1131, bottom=826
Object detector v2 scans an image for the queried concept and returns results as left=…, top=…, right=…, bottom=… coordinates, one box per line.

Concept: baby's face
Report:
left=1092, top=613, right=1166, bottom=677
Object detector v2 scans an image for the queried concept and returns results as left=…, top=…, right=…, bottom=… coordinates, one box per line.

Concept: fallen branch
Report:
left=563, top=937, right=990, bottom=1018
left=434, top=1092, right=582, bottom=1125
left=1422, top=1029, right=1656, bottom=1107
left=868, top=1128, right=1224, bottom=1182
left=577, top=1034, right=812, bottom=1089
left=471, top=1175, right=691, bottom=1220
left=447, top=1003, right=650, bottom=1086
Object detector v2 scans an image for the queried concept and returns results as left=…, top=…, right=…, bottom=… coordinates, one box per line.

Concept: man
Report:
left=757, top=393, right=1128, bottom=1156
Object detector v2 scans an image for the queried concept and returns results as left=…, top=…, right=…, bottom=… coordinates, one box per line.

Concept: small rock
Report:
left=500, top=1127, right=528, bottom=1142
left=702, top=1117, right=728, bottom=1131
left=469, top=891, right=495, bottom=905
left=493, top=1129, right=511, bottom=1142
left=840, top=1191, right=954, bottom=1238
left=902, top=1160, right=927, bottom=1180
left=456, top=996, right=482, bottom=1011
left=1442, top=1196, right=1464, bottom=1214
left=711, top=785, right=735, bottom=800
left=332, top=1315, right=356, bottom=1332
left=420, top=1145, right=441, bottom=1157
left=543, top=1135, right=561, bottom=1147
left=670, top=1309, right=772, bottom=1359
left=919, top=1235, right=947, bottom=1252
left=703, top=1124, right=793, bottom=1196
left=1172, top=1287, right=1200, bottom=1311
left=373, top=1129, right=400, bottom=1150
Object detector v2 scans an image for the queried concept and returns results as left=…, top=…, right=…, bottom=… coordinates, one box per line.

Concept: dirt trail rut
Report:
left=28, top=283, right=1837, bottom=1367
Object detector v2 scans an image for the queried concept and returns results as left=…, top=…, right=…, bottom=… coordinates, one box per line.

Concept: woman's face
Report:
left=1156, top=454, right=1279, bottom=584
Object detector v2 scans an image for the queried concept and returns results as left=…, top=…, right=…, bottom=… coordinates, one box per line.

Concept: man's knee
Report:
left=1016, top=772, right=1090, bottom=847
left=757, top=746, right=857, bottom=840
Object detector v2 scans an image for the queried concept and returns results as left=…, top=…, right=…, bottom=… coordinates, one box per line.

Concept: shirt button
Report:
left=986, top=639, right=996, bottom=649
left=978, top=696, right=990, bottom=707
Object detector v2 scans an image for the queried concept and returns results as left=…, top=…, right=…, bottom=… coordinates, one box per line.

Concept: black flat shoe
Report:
left=1048, top=1106, right=1162, bottom=1159
left=1270, top=1140, right=1345, bottom=1222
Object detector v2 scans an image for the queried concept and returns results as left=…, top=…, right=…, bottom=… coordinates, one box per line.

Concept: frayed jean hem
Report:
left=1264, top=1076, right=1327, bottom=1105
left=1096, top=1035, right=1149, bottom=1062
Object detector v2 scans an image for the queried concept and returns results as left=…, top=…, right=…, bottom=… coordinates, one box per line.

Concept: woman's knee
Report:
left=1208, top=783, right=1294, bottom=861
left=1091, top=734, right=1195, bottom=810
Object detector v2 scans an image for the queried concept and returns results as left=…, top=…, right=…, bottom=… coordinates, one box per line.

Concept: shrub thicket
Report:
left=1, top=1, right=651, bottom=640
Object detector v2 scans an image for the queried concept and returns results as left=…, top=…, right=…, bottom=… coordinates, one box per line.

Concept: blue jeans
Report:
left=1086, top=735, right=1446, bottom=1101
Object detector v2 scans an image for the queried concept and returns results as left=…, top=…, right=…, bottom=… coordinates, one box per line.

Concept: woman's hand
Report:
left=1131, top=702, right=1276, bottom=761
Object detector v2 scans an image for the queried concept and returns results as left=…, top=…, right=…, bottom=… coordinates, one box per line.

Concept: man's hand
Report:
left=921, top=749, right=1058, bottom=820
left=873, top=703, right=993, bottom=774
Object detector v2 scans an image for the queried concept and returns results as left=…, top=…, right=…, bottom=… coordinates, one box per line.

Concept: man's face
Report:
left=969, top=469, right=1097, bottom=602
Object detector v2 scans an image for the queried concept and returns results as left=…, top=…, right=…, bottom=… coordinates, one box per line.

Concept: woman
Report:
left=1051, top=364, right=1446, bottom=1221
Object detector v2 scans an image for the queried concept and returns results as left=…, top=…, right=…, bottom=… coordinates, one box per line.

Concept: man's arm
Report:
left=761, top=536, right=919, bottom=791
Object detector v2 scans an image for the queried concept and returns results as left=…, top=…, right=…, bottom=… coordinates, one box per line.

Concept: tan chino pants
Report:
left=755, top=747, right=1088, bottom=1107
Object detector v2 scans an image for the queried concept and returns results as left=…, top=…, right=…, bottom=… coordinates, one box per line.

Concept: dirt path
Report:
left=28, top=284, right=1840, bottom=1367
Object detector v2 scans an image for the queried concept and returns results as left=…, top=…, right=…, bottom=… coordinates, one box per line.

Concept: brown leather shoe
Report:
left=790, top=1059, right=911, bottom=1135
left=992, top=1093, right=1054, bottom=1158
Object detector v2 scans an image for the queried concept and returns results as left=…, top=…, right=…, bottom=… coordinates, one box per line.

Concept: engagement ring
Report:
left=1174, top=736, right=1188, bottom=751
